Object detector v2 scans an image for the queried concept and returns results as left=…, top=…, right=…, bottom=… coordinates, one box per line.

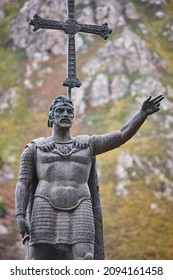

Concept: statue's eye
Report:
left=56, top=108, right=64, bottom=114
left=67, top=109, right=73, bottom=115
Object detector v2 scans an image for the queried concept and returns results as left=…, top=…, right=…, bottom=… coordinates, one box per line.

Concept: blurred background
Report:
left=0, top=0, right=173, bottom=260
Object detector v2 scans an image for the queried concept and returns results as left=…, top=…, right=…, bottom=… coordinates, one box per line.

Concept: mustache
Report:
left=59, top=117, right=71, bottom=123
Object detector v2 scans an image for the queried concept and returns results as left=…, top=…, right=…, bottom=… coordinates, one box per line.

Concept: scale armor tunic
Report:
left=18, top=136, right=95, bottom=246
left=17, top=133, right=121, bottom=259
left=30, top=197, right=95, bottom=245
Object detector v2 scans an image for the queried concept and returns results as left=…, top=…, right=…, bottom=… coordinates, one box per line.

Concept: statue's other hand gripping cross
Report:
left=29, top=0, right=112, bottom=99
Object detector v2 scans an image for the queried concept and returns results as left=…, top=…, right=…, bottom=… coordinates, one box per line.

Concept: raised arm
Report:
left=119, top=95, right=164, bottom=144
left=90, top=95, right=164, bottom=156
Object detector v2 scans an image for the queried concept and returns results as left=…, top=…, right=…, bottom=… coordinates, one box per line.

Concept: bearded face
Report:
left=53, top=104, right=74, bottom=128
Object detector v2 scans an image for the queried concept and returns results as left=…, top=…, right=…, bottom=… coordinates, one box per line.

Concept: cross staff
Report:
left=29, top=0, right=112, bottom=99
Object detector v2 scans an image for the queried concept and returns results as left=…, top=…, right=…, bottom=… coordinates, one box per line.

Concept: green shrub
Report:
left=0, top=156, right=4, bottom=168
left=0, top=199, right=7, bottom=218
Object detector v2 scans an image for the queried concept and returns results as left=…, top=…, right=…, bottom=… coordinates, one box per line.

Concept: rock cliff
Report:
left=0, top=0, right=173, bottom=259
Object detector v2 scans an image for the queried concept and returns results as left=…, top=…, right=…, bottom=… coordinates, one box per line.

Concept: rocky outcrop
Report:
left=6, top=0, right=172, bottom=136
left=73, top=27, right=167, bottom=110
left=8, top=0, right=170, bottom=112
left=139, top=0, right=166, bottom=8
left=8, top=0, right=126, bottom=60
left=9, top=0, right=67, bottom=59
left=0, top=9, right=5, bottom=19
left=0, top=166, right=14, bottom=184
left=0, top=0, right=12, bottom=6
left=6, top=0, right=168, bottom=62
left=82, top=27, right=164, bottom=77
left=115, top=152, right=173, bottom=201
left=0, top=88, right=17, bottom=111
left=0, top=225, right=8, bottom=235
left=124, top=2, right=140, bottom=21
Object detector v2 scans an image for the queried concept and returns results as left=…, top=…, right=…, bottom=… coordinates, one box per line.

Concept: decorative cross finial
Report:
left=29, top=0, right=112, bottom=99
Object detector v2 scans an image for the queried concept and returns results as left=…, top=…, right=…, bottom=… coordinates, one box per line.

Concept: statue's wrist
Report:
left=140, top=109, right=148, bottom=119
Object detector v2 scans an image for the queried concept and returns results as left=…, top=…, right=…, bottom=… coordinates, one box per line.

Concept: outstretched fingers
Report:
left=152, top=95, right=164, bottom=105
left=152, top=95, right=164, bottom=112
left=146, top=96, right=152, bottom=101
left=142, top=94, right=164, bottom=115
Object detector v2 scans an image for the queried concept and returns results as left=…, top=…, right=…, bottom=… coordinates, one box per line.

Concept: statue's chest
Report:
left=36, top=142, right=92, bottom=165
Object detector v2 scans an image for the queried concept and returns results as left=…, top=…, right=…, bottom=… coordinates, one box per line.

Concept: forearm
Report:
left=119, top=109, right=147, bottom=144
left=15, top=180, right=30, bottom=217
left=90, top=109, right=148, bottom=155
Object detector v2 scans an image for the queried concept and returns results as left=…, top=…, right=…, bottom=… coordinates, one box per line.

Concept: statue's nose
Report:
left=63, top=110, right=68, bottom=117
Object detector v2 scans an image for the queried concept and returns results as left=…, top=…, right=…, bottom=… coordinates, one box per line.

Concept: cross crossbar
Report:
left=29, top=0, right=112, bottom=99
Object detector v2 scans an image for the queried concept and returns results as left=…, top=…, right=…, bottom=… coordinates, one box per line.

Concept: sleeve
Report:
left=18, top=145, right=35, bottom=181
left=89, top=131, right=122, bottom=156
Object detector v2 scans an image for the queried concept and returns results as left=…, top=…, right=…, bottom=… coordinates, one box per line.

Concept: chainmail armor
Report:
left=18, top=146, right=34, bottom=180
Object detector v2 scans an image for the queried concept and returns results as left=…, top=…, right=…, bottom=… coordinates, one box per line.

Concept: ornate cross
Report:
left=29, top=0, right=112, bottom=99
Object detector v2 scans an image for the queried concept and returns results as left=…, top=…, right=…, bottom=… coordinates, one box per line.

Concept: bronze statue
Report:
left=15, top=94, right=164, bottom=260
left=14, top=0, right=164, bottom=261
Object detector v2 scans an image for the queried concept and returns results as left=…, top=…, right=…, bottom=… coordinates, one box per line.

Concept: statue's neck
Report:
left=51, top=125, right=72, bottom=143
